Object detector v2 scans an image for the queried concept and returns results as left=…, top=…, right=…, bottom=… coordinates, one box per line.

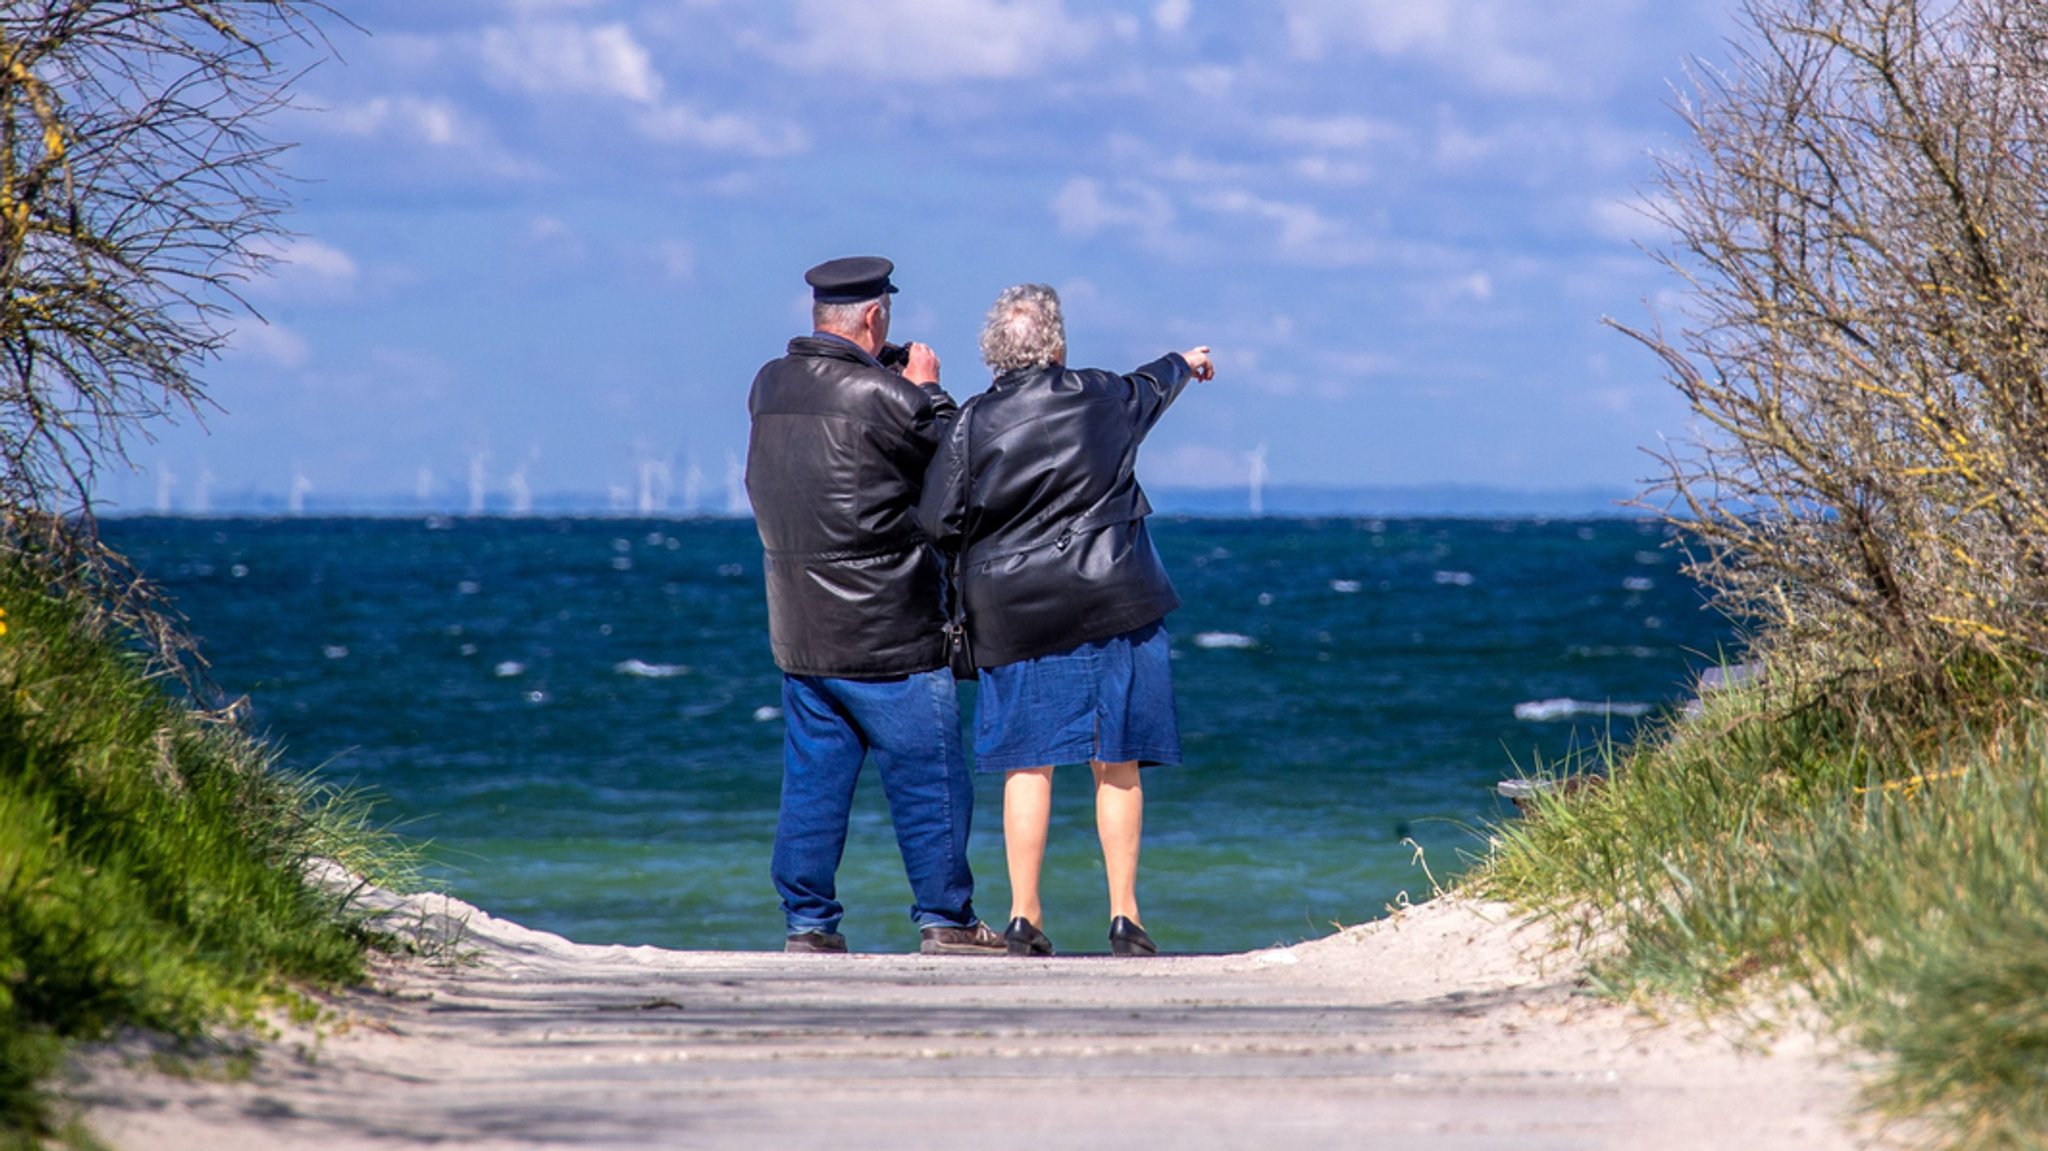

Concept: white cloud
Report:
left=326, top=96, right=468, bottom=146
left=1448, top=271, right=1493, bottom=302
left=1292, top=155, right=1375, bottom=185
left=1195, top=189, right=1377, bottom=264
left=1324, top=350, right=1401, bottom=377
left=1434, top=122, right=1500, bottom=169
left=480, top=22, right=663, bottom=103
left=1154, top=0, right=1193, bottom=33
left=525, top=215, right=588, bottom=262
left=636, top=103, right=810, bottom=157
left=1590, top=192, right=1675, bottom=244
left=657, top=240, right=696, bottom=283
left=1051, top=177, right=1176, bottom=244
left=245, top=237, right=359, bottom=303
left=313, top=94, right=544, bottom=179
left=766, top=0, right=1098, bottom=81
left=1142, top=443, right=1263, bottom=487
left=1181, top=64, right=1235, bottom=98
left=1267, top=114, right=1403, bottom=151
left=228, top=321, right=311, bottom=369
left=1279, top=0, right=1605, bottom=99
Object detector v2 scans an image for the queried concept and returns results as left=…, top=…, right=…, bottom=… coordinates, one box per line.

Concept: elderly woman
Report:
left=920, top=283, right=1213, bottom=957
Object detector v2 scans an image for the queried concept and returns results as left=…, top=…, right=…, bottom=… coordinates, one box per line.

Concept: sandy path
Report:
left=79, top=886, right=1883, bottom=1150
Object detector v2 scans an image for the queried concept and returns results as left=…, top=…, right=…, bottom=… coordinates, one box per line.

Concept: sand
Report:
left=76, top=877, right=1891, bottom=1150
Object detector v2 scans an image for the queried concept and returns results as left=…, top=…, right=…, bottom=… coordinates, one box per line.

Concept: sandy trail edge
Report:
left=76, top=879, right=1894, bottom=1150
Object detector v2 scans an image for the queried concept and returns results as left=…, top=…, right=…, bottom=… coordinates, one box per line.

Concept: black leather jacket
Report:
left=746, top=335, right=958, bottom=678
left=919, top=353, right=1192, bottom=668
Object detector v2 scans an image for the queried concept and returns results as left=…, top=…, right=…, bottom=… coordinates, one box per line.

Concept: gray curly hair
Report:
left=978, top=283, right=1067, bottom=374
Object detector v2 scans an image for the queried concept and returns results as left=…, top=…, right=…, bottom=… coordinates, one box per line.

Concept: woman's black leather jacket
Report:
left=919, top=353, right=1192, bottom=668
left=746, top=335, right=957, bottom=678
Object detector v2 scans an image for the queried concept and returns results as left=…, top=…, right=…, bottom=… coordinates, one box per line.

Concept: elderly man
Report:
left=744, top=256, right=1002, bottom=956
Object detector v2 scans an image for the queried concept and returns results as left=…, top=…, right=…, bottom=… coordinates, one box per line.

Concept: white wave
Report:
left=1434, top=570, right=1475, bottom=586
left=615, top=659, right=689, bottom=678
left=1329, top=579, right=1361, bottom=594
left=322, top=645, right=348, bottom=660
left=611, top=556, right=633, bottom=571
left=1566, top=644, right=1660, bottom=660
left=1622, top=576, right=1655, bottom=592
left=231, top=564, right=249, bottom=578
left=753, top=705, right=783, bottom=722
left=494, top=660, right=526, bottom=678
left=457, top=580, right=481, bottom=595
left=1193, top=631, right=1256, bottom=649
left=1514, top=698, right=1653, bottom=722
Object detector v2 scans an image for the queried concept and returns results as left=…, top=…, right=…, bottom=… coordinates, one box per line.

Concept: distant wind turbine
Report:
left=1246, top=442, right=1269, bottom=518
left=507, top=462, right=533, bottom=516
left=724, top=451, right=749, bottom=516
left=637, top=455, right=672, bottom=514
left=155, top=461, right=177, bottom=513
left=682, top=455, right=704, bottom=517
left=468, top=450, right=489, bottom=515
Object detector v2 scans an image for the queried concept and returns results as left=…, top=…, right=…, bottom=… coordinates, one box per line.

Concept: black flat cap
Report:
left=805, top=256, right=899, bottom=303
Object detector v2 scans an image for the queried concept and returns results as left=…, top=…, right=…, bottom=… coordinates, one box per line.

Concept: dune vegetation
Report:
left=0, top=547, right=396, bottom=1150
left=0, top=4, right=386, bottom=1146
left=1482, top=2, right=2048, bottom=1147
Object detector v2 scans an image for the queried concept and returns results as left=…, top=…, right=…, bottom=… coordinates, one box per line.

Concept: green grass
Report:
left=1478, top=659, right=2048, bottom=1149
left=0, top=556, right=399, bottom=1148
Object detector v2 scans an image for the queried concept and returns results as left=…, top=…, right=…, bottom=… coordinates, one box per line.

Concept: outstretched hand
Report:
left=1182, top=346, right=1215, bottom=381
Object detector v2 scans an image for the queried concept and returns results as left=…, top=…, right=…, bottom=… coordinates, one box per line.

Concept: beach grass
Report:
left=1479, top=658, right=2048, bottom=1149
left=0, top=554, right=401, bottom=1147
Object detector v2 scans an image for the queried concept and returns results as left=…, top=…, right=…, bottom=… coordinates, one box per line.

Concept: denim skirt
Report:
left=972, top=620, right=1181, bottom=773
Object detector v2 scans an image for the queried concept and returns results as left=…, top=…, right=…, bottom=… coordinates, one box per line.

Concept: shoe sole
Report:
left=920, top=942, right=1007, bottom=956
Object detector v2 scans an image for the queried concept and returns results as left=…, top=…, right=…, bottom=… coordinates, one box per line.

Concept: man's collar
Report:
left=807, top=330, right=882, bottom=369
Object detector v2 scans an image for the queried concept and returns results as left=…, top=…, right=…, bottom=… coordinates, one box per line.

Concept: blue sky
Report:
left=98, top=0, right=1739, bottom=513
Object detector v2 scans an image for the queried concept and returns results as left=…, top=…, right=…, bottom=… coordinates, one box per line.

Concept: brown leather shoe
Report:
left=784, top=930, right=848, bottom=954
left=919, top=921, right=1006, bottom=955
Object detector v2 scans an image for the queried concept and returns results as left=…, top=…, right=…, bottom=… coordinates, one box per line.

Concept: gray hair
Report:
left=813, top=292, right=888, bottom=335
left=978, top=284, right=1066, bottom=374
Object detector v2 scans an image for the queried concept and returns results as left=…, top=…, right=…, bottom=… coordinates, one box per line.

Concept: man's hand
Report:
left=905, top=342, right=940, bottom=385
left=1182, top=346, right=1215, bottom=381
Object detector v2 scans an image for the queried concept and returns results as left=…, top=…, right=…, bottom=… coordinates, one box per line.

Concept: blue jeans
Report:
left=773, top=670, right=978, bottom=936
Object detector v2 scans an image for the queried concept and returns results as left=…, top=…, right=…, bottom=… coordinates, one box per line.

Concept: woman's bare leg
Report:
left=1004, top=766, right=1054, bottom=925
left=1092, top=759, right=1143, bottom=923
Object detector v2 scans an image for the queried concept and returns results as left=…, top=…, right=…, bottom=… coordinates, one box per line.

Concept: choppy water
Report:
left=104, top=516, right=1736, bottom=954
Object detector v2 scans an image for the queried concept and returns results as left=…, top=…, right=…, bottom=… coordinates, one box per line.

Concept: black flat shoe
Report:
left=1004, top=916, right=1055, bottom=957
left=1108, top=916, right=1157, bottom=957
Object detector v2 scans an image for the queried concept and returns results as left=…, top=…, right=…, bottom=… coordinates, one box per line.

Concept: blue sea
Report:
left=103, top=516, right=1736, bottom=955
